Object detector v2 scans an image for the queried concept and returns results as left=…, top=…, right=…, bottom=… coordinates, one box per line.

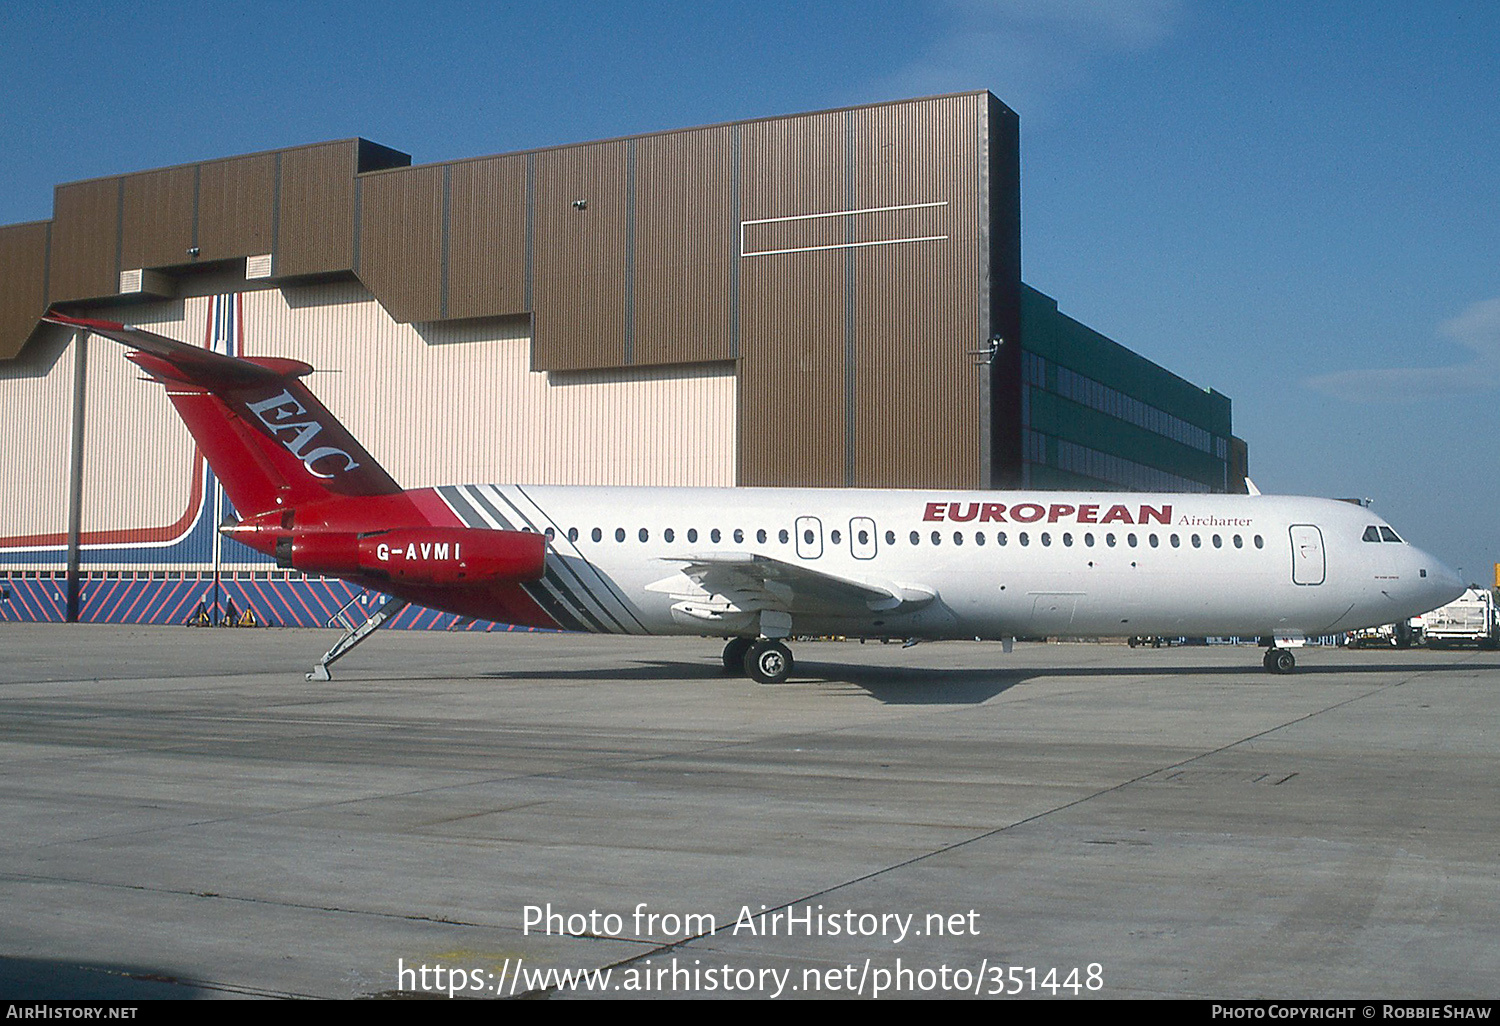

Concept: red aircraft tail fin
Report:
left=44, top=312, right=403, bottom=516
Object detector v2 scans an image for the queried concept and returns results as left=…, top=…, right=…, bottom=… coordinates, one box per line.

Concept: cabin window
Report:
left=757, top=529, right=767, bottom=543
left=1106, top=534, right=1116, bottom=548
left=910, top=531, right=921, bottom=545
left=1149, top=534, right=1159, bottom=548
left=1171, top=534, right=1181, bottom=548
left=975, top=532, right=986, bottom=547
left=1234, top=534, right=1243, bottom=548
left=930, top=531, right=942, bottom=546
left=1063, top=532, right=1073, bottom=547
left=664, top=528, right=675, bottom=543
left=711, top=529, right=722, bottom=543
left=615, top=528, right=626, bottom=543
left=1041, top=532, right=1052, bottom=547
left=1213, top=534, right=1222, bottom=548
left=885, top=530, right=896, bottom=545
left=1127, top=533, right=1138, bottom=547
left=807, top=529, right=818, bottom=545
left=1019, top=532, right=1030, bottom=547
left=639, top=528, right=649, bottom=543
left=1192, top=534, right=1202, bottom=548
left=1254, top=535, right=1264, bottom=548
left=544, top=527, right=555, bottom=540
left=687, top=528, right=698, bottom=543
left=1085, top=532, right=1095, bottom=547
left=953, top=531, right=963, bottom=545
left=567, top=527, right=579, bottom=542
left=831, top=530, right=843, bottom=545
left=734, top=529, right=745, bottom=543
left=779, top=529, right=790, bottom=544
left=592, top=527, right=603, bottom=542
left=998, top=532, right=1008, bottom=546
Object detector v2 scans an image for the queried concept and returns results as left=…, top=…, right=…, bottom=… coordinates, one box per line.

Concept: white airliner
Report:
left=44, top=312, right=1465, bottom=683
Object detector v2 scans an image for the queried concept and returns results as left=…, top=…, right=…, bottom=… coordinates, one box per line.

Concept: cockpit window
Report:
left=1379, top=526, right=1403, bottom=543
left=1362, top=526, right=1382, bottom=542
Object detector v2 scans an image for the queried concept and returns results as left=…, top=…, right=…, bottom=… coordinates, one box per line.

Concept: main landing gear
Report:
left=1263, top=648, right=1296, bottom=674
left=722, top=637, right=795, bottom=684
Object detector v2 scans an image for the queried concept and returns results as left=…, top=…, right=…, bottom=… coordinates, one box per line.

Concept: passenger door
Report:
left=1290, top=525, right=1325, bottom=586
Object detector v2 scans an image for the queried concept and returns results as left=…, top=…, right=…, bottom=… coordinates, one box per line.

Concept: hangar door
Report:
left=1290, top=525, right=1325, bottom=586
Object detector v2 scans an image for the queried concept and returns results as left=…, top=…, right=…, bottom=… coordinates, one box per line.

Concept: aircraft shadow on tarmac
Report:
left=454, top=655, right=1500, bottom=706
left=0, top=956, right=210, bottom=1000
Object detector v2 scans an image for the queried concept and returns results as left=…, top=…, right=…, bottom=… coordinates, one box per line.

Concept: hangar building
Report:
left=0, top=91, right=1247, bottom=626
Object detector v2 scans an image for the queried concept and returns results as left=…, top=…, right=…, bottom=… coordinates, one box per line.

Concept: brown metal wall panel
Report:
left=0, top=222, right=50, bottom=360
left=447, top=155, right=527, bottom=320
left=358, top=166, right=444, bottom=323
left=531, top=140, right=629, bottom=371
left=632, top=126, right=735, bottom=366
left=275, top=142, right=357, bottom=278
left=49, top=177, right=120, bottom=302
left=849, top=94, right=984, bottom=489
left=197, top=153, right=276, bottom=261
left=738, top=110, right=848, bottom=487
left=120, top=165, right=197, bottom=270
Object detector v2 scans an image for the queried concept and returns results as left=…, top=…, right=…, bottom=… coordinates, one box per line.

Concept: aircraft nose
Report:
left=1414, top=549, right=1465, bottom=609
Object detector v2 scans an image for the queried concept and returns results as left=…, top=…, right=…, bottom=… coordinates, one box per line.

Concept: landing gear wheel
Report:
left=745, top=639, right=794, bottom=684
left=722, top=637, right=754, bottom=674
left=1263, top=648, right=1296, bottom=674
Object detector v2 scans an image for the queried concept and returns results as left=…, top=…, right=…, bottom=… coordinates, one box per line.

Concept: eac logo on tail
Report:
left=245, top=389, right=361, bottom=479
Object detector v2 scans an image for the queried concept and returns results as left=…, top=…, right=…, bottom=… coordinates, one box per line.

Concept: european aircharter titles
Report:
left=42, top=312, right=1464, bottom=683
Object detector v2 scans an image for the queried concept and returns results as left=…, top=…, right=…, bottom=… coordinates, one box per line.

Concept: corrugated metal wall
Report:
left=48, top=177, right=120, bottom=303
left=239, top=283, right=736, bottom=508
left=120, top=165, right=197, bottom=271
left=77, top=303, right=204, bottom=555
left=738, top=109, right=850, bottom=488
left=632, top=125, right=737, bottom=366
left=196, top=153, right=277, bottom=261
left=358, top=164, right=445, bottom=323
left=738, top=94, right=987, bottom=488
left=276, top=141, right=360, bottom=278
left=446, top=155, right=528, bottom=320
left=0, top=221, right=49, bottom=360
left=0, top=280, right=736, bottom=575
left=0, top=329, right=76, bottom=567
left=531, top=140, right=632, bottom=370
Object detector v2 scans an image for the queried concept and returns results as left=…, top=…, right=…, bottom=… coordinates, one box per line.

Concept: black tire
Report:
left=1264, top=648, right=1296, bottom=674
left=722, top=637, right=754, bottom=674
left=744, top=639, right=794, bottom=684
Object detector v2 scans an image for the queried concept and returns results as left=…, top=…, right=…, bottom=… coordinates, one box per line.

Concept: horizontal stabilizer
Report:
left=43, top=312, right=308, bottom=387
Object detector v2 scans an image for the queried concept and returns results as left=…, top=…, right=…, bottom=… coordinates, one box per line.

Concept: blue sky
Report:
left=2, top=1, right=1496, bottom=580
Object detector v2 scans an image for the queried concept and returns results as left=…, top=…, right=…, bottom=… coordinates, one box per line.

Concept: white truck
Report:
left=1422, top=588, right=1500, bottom=649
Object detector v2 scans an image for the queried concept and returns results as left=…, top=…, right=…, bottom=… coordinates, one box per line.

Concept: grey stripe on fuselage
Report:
left=440, top=484, right=641, bottom=636
left=494, top=484, right=650, bottom=636
left=435, top=485, right=599, bottom=633
left=461, top=485, right=623, bottom=635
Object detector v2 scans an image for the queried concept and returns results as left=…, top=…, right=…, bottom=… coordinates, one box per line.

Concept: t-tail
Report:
left=44, top=312, right=401, bottom=513
left=43, top=312, right=553, bottom=636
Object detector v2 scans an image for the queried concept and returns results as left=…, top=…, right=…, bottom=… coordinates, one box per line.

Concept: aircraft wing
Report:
left=656, top=551, right=934, bottom=617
